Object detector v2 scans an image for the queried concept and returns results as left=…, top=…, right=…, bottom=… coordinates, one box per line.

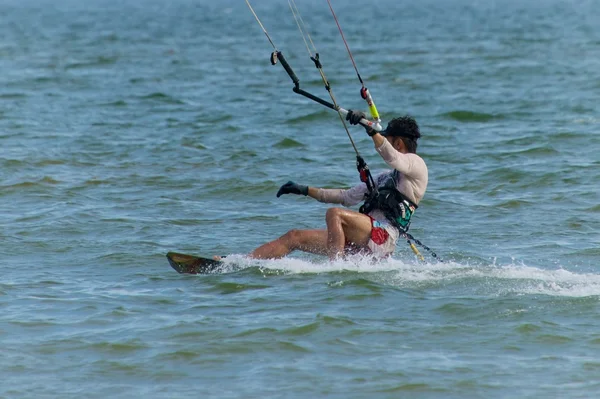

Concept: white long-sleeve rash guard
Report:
left=315, top=139, right=428, bottom=222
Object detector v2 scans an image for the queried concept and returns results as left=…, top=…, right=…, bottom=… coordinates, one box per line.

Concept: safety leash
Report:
left=403, top=232, right=443, bottom=262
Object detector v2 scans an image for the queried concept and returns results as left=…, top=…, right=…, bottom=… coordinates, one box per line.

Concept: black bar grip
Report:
left=276, top=51, right=300, bottom=87
left=293, top=87, right=335, bottom=110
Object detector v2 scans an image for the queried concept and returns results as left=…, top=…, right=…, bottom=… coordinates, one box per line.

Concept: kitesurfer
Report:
left=247, top=112, right=428, bottom=260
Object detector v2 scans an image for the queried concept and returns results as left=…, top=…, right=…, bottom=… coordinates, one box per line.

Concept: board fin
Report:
left=166, top=252, right=223, bottom=274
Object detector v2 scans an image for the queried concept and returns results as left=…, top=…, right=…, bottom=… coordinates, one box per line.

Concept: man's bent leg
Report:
left=325, top=207, right=373, bottom=259
left=249, top=229, right=329, bottom=259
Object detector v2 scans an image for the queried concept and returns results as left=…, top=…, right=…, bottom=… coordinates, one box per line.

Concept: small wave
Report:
left=167, top=219, right=206, bottom=226
left=35, top=159, right=66, bottom=166
left=552, top=131, right=589, bottom=140
left=376, top=383, right=440, bottom=393
left=139, top=92, right=185, bottom=105
left=0, top=93, right=26, bottom=99
left=480, top=167, right=531, bottom=182
left=1, top=177, right=61, bottom=190
left=496, top=199, right=534, bottom=209
left=90, top=121, right=134, bottom=128
left=280, top=322, right=320, bottom=336
left=273, top=138, right=305, bottom=149
left=441, top=110, right=503, bottom=122
left=89, top=340, right=149, bottom=353
left=33, top=76, right=57, bottom=83
left=181, top=139, right=206, bottom=150
left=65, top=55, right=119, bottom=69
left=195, top=114, right=233, bottom=124
left=101, top=100, right=127, bottom=107
left=129, top=77, right=151, bottom=84
left=287, top=110, right=330, bottom=124
left=228, top=150, right=258, bottom=161
left=1, top=158, right=25, bottom=167
left=82, top=178, right=111, bottom=186
left=208, top=282, right=271, bottom=295
left=506, top=146, right=558, bottom=157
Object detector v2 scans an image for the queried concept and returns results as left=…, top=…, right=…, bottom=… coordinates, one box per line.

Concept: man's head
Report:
left=380, top=116, right=420, bottom=153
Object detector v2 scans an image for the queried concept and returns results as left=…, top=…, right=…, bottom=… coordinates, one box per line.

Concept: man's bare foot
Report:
left=213, top=255, right=222, bottom=261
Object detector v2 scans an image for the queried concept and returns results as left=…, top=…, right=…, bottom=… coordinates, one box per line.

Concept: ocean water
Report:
left=1, top=0, right=600, bottom=397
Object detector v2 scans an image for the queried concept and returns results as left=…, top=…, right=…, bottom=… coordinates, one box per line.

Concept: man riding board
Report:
left=247, top=111, right=428, bottom=260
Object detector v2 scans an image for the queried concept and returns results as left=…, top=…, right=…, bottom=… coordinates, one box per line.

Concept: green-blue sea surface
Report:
left=2, top=0, right=600, bottom=397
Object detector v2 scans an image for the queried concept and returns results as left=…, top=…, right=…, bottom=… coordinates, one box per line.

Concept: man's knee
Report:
left=325, top=207, right=343, bottom=222
left=282, top=229, right=303, bottom=244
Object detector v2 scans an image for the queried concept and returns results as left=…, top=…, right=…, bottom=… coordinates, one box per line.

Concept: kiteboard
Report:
left=166, top=252, right=223, bottom=274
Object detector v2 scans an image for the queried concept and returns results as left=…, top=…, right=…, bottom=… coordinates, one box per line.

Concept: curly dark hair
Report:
left=385, top=115, right=420, bottom=153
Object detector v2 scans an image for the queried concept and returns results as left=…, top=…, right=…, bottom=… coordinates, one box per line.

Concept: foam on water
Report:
left=216, top=254, right=600, bottom=298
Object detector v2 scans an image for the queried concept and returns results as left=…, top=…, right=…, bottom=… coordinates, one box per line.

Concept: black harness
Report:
left=359, top=170, right=418, bottom=232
